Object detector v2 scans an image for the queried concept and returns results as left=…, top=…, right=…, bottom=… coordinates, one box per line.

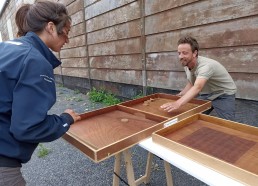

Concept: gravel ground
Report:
left=21, top=84, right=258, bottom=186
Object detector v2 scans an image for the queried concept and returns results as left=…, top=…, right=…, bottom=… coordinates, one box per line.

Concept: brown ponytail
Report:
left=15, top=4, right=30, bottom=37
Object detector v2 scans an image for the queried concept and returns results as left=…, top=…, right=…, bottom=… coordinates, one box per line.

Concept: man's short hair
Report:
left=177, top=36, right=199, bottom=56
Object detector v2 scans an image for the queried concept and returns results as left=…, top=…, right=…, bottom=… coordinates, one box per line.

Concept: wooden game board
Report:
left=152, top=114, right=258, bottom=185
left=63, top=105, right=167, bottom=162
left=63, top=94, right=211, bottom=162
left=120, top=93, right=211, bottom=119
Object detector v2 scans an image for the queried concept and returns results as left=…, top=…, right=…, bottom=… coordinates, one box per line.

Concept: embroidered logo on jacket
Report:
left=40, top=75, right=54, bottom=83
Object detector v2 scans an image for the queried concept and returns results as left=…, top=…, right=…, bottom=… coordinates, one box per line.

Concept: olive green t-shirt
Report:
left=185, top=56, right=237, bottom=100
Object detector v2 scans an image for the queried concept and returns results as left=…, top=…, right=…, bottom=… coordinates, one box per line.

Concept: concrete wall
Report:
left=1, top=0, right=257, bottom=100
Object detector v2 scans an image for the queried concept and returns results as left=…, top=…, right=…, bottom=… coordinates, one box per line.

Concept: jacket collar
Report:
left=22, top=32, right=61, bottom=69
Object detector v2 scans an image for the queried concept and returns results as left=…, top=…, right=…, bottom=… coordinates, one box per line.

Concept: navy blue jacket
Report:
left=0, top=32, right=74, bottom=163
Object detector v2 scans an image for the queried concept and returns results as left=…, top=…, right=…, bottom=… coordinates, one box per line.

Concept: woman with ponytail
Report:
left=0, top=1, right=81, bottom=185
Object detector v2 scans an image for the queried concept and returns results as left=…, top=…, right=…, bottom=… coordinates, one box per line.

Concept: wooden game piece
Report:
left=121, top=118, right=129, bottom=123
left=143, top=101, right=149, bottom=106
left=149, top=98, right=155, bottom=102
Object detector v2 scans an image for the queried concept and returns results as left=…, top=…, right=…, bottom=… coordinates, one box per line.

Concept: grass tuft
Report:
left=88, top=88, right=121, bottom=106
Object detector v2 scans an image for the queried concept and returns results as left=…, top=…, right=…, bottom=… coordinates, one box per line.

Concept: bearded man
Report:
left=160, top=36, right=237, bottom=121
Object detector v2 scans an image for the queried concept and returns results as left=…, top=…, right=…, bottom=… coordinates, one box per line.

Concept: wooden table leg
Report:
left=113, top=150, right=173, bottom=186
left=113, top=152, right=122, bottom=186
left=135, top=152, right=153, bottom=185
left=137, top=152, right=173, bottom=186
left=144, top=152, right=153, bottom=184
left=164, top=161, right=173, bottom=186
left=123, top=149, right=136, bottom=186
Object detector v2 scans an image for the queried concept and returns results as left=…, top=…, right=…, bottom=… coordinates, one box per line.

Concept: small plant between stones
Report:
left=37, top=143, right=51, bottom=158
left=88, top=88, right=121, bottom=106
left=133, top=90, right=144, bottom=99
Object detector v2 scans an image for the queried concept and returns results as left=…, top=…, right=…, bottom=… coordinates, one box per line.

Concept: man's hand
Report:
left=176, top=92, right=183, bottom=97
left=64, top=109, right=81, bottom=122
left=162, top=78, right=206, bottom=112
left=160, top=102, right=181, bottom=112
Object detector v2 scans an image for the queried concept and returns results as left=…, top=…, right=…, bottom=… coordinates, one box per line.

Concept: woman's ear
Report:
left=45, top=22, right=56, bottom=35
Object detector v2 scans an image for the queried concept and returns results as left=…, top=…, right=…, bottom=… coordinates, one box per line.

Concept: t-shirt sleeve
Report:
left=196, top=64, right=213, bottom=80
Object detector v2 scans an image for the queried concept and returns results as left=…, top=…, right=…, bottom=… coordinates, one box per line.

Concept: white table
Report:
left=138, top=137, right=245, bottom=186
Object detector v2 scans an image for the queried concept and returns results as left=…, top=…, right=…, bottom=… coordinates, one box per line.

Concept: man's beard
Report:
left=180, top=58, right=191, bottom=67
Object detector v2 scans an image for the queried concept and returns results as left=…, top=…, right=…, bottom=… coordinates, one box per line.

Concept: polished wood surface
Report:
left=64, top=94, right=211, bottom=162
left=153, top=114, right=258, bottom=184
left=120, top=93, right=210, bottom=118
left=69, top=110, right=159, bottom=149
left=179, top=127, right=255, bottom=164
left=127, top=98, right=198, bottom=118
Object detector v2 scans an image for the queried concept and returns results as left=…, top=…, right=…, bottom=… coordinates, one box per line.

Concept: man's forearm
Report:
left=176, top=85, right=201, bottom=106
left=178, top=82, right=193, bottom=96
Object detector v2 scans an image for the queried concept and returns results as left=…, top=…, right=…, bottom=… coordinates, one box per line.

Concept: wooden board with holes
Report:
left=63, top=94, right=211, bottom=163
left=152, top=114, right=258, bottom=185
left=119, top=93, right=211, bottom=119
left=63, top=105, right=168, bottom=162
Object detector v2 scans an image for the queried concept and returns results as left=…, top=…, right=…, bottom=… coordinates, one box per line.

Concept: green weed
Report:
left=37, top=144, right=51, bottom=158
left=103, top=93, right=121, bottom=106
left=88, top=88, right=121, bottom=106
left=133, top=90, right=144, bottom=99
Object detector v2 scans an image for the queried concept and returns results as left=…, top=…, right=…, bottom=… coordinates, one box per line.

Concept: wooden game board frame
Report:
left=63, top=104, right=168, bottom=162
left=119, top=93, right=211, bottom=120
left=63, top=94, right=211, bottom=163
left=152, top=114, right=258, bottom=185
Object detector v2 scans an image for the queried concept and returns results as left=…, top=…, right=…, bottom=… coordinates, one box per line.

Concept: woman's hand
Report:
left=64, top=109, right=81, bottom=122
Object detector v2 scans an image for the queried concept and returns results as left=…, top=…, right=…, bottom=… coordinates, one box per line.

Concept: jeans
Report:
left=198, top=94, right=236, bottom=121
